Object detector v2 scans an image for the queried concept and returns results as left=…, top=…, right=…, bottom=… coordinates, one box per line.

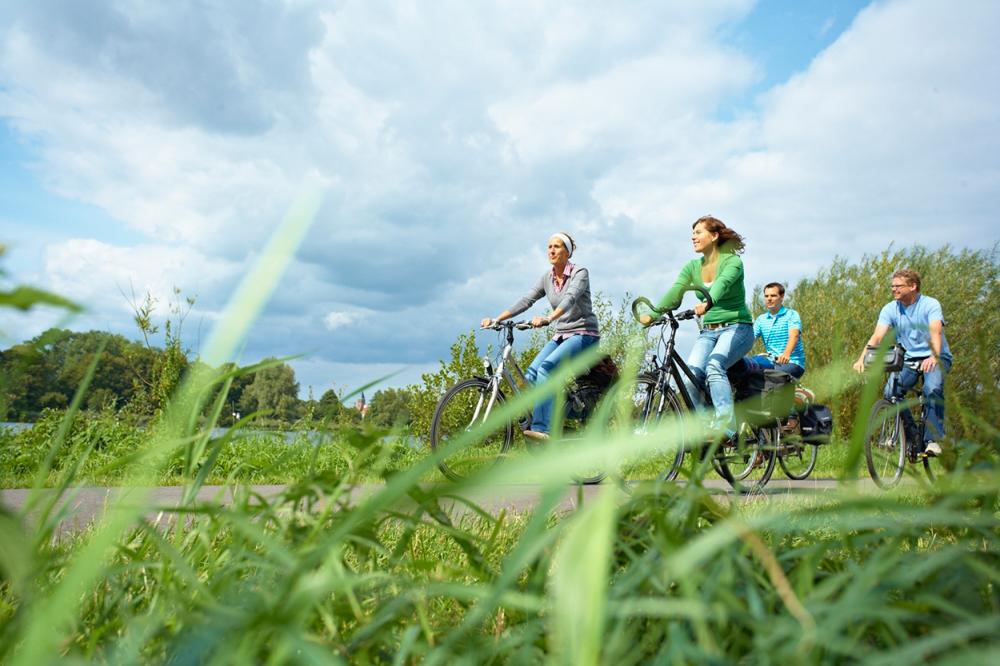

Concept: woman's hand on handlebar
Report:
left=693, top=302, right=709, bottom=317
left=480, top=317, right=494, bottom=329
left=530, top=315, right=550, bottom=328
left=638, top=313, right=654, bottom=327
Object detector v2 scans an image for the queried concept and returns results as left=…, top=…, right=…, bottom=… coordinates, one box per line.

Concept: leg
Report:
left=682, top=329, right=721, bottom=410
left=747, top=354, right=774, bottom=371
left=885, top=366, right=921, bottom=445
left=704, top=324, right=755, bottom=432
left=529, top=335, right=599, bottom=433
left=772, top=362, right=805, bottom=380
left=921, top=357, right=950, bottom=443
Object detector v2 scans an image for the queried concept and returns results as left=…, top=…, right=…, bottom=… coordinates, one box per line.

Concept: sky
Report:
left=1, top=0, right=998, bottom=399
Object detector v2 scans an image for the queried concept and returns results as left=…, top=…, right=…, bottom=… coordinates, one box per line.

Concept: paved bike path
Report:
left=2, top=478, right=855, bottom=533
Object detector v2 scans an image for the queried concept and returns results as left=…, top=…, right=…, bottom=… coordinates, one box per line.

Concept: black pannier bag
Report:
left=799, top=404, right=834, bottom=443
left=579, top=354, right=619, bottom=389
left=728, top=361, right=796, bottom=417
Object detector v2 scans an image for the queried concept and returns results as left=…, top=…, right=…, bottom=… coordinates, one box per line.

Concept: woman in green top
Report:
left=643, top=215, right=754, bottom=437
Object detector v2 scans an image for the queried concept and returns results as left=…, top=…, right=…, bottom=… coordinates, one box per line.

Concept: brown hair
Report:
left=893, top=269, right=921, bottom=290
left=764, top=282, right=785, bottom=295
left=693, top=215, right=745, bottom=254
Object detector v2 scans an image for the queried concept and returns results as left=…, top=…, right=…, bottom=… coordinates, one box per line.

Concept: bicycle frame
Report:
left=644, top=310, right=710, bottom=412
left=476, top=322, right=531, bottom=425
left=883, top=360, right=927, bottom=461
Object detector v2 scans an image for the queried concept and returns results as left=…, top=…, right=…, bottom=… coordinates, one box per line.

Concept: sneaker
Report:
left=924, top=441, right=942, bottom=457
left=523, top=430, right=550, bottom=441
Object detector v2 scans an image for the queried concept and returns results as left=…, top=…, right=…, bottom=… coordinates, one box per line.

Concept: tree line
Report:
left=0, top=329, right=412, bottom=429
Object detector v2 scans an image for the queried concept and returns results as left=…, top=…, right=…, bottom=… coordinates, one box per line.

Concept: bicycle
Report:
left=863, top=345, right=937, bottom=488
left=429, top=320, right=619, bottom=484
left=630, top=289, right=778, bottom=493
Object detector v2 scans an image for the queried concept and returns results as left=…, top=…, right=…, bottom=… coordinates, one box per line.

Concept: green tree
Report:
left=788, top=244, right=1000, bottom=442
left=315, top=389, right=344, bottom=422
left=368, top=387, right=413, bottom=429
left=239, top=359, right=302, bottom=425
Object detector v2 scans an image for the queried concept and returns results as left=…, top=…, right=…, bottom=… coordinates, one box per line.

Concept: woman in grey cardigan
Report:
left=480, top=232, right=600, bottom=440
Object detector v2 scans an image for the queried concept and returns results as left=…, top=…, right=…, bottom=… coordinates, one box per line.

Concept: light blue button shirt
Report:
left=877, top=294, right=951, bottom=360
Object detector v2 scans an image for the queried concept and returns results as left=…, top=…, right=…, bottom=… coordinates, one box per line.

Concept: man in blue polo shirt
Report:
left=852, top=269, right=952, bottom=456
left=744, top=282, right=806, bottom=379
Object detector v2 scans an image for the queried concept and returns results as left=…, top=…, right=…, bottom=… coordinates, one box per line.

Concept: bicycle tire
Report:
left=430, top=378, right=513, bottom=481
left=627, top=375, right=686, bottom=483
left=716, top=422, right=777, bottom=493
left=778, top=438, right=819, bottom=480
left=864, top=399, right=905, bottom=489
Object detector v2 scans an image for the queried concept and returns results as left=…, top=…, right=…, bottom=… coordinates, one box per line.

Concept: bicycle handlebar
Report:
left=631, top=285, right=714, bottom=324
left=481, top=319, right=534, bottom=331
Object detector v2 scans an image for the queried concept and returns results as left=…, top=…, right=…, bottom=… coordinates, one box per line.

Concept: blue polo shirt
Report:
left=877, top=294, right=951, bottom=360
left=753, top=306, right=806, bottom=369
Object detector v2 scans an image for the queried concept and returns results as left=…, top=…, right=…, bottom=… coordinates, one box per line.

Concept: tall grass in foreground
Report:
left=1, top=212, right=998, bottom=662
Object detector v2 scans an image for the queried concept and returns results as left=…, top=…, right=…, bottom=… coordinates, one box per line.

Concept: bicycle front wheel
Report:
left=865, top=399, right=905, bottom=489
left=778, top=438, right=819, bottom=480
left=430, top=378, right=513, bottom=481
left=625, top=375, right=686, bottom=483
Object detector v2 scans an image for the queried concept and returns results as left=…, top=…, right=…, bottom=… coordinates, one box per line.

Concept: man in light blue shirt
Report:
left=853, top=269, right=952, bottom=456
left=744, top=282, right=806, bottom=379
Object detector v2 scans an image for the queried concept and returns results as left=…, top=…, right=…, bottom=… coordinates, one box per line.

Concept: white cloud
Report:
left=323, top=310, right=360, bottom=330
left=2, top=0, right=998, bottom=392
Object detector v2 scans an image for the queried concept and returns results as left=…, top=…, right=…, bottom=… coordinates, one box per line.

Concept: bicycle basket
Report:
left=864, top=344, right=905, bottom=372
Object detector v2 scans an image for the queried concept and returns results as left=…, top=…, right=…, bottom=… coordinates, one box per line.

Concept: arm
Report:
left=776, top=328, right=799, bottom=365
left=654, top=261, right=695, bottom=314
left=486, top=274, right=545, bottom=327
left=852, top=324, right=891, bottom=373
left=694, top=255, right=741, bottom=316
left=922, top=319, right=944, bottom=372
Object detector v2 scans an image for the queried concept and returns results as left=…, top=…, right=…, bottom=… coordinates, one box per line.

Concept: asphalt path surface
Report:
left=2, top=478, right=856, bottom=534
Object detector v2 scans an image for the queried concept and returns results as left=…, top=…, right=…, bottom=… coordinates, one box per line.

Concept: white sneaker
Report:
left=924, top=441, right=942, bottom=457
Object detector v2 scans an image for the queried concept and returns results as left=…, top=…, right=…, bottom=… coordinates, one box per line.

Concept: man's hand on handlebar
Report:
left=530, top=315, right=550, bottom=328
left=480, top=317, right=495, bottom=329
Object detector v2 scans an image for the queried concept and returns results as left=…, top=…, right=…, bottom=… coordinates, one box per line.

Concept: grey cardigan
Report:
left=507, top=266, right=600, bottom=336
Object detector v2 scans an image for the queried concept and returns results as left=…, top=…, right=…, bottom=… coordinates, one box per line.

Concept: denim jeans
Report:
left=744, top=354, right=805, bottom=380
left=885, top=356, right=951, bottom=444
left=524, top=334, right=600, bottom=433
left=681, top=323, right=755, bottom=432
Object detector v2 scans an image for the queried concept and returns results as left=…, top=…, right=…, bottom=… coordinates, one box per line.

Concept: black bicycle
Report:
left=863, top=345, right=937, bottom=488
left=630, top=289, right=777, bottom=493
left=429, top=320, right=620, bottom=484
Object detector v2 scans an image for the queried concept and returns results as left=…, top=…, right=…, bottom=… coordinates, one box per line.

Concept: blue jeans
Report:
left=524, top=334, right=600, bottom=433
left=745, top=354, right=805, bottom=380
left=681, top=323, right=755, bottom=432
left=885, top=356, right=951, bottom=444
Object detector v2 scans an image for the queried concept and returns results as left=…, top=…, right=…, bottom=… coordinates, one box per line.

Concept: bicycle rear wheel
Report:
left=430, top=378, right=513, bottom=481
left=716, top=421, right=777, bottom=493
left=778, top=438, right=819, bottom=480
left=864, top=399, right=905, bottom=489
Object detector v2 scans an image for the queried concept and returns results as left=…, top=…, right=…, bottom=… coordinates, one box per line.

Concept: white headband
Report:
left=552, top=232, right=574, bottom=257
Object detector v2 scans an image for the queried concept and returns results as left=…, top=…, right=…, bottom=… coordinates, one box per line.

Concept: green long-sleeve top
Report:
left=655, top=253, right=752, bottom=325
